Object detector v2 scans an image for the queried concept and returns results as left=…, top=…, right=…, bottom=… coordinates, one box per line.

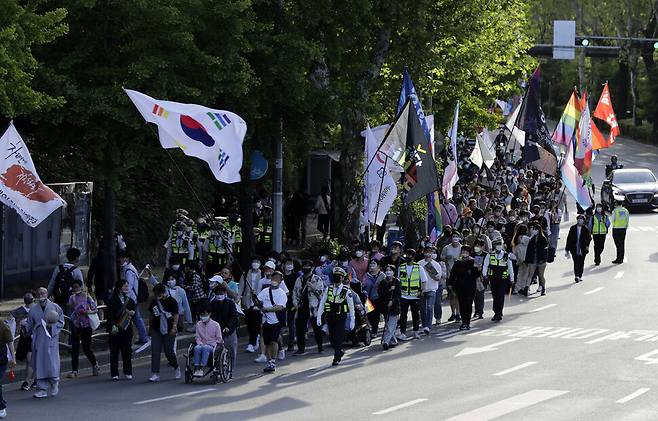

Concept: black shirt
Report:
left=148, top=296, right=179, bottom=332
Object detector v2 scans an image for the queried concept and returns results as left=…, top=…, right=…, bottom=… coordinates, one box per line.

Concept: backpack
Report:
left=125, top=268, right=149, bottom=303
left=53, top=265, right=76, bottom=304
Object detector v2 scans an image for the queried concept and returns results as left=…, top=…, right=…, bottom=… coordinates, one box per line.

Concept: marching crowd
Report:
left=0, top=135, right=632, bottom=419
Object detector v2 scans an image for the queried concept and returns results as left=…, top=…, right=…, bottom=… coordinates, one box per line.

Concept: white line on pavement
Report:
left=446, top=389, right=569, bottom=421
left=616, top=388, right=650, bottom=404
left=529, top=304, right=557, bottom=313
left=492, top=361, right=537, bottom=376
left=614, top=271, right=624, bottom=279
left=584, top=287, right=605, bottom=295
left=373, top=398, right=428, bottom=415
left=133, top=388, right=216, bottom=405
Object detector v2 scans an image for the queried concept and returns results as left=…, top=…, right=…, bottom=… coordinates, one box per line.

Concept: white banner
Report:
left=0, top=123, right=66, bottom=227
left=125, top=89, right=247, bottom=183
left=363, top=125, right=397, bottom=226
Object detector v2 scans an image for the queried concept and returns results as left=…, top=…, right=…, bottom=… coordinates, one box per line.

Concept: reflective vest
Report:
left=170, top=232, right=189, bottom=264
left=206, top=238, right=225, bottom=263
left=487, top=253, right=509, bottom=280
left=324, top=286, right=349, bottom=314
left=591, top=215, right=608, bottom=235
left=398, top=264, right=421, bottom=296
left=612, top=207, right=629, bottom=229
left=259, top=222, right=273, bottom=243
left=232, top=225, right=242, bottom=243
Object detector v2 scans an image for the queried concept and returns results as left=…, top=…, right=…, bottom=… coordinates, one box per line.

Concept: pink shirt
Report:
left=350, top=257, right=369, bottom=283
left=195, top=319, right=223, bottom=346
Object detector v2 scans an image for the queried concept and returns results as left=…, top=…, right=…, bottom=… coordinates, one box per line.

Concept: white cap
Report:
left=209, top=275, right=223, bottom=284
left=264, top=261, right=276, bottom=270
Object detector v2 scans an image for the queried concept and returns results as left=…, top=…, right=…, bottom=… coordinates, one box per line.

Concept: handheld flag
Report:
left=442, top=102, right=460, bottom=199
left=365, top=298, right=375, bottom=314
left=592, top=82, right=620, bottom=147
left=125, top=89, right=247, bottom=183
left=561, top=136, right=593, bottom=209
left=0, top=123, right=66, bottom=227
left=574, top=92, right=593, bottom=178
left=364, top=125, right=397, bottom=225
left=552, top=89, right=582, bottom=146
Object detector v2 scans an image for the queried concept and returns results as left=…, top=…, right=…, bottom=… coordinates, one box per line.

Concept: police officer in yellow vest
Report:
left=610, top=201, right=630, bottom=264
left=482, top=239, right=514, bottom=322
left=257, top=206, right=273, bottom=255
left=204, top=229, right=224, bottom=276
left=166, top=220, right=194, bottom=268
left=588, top=204, right=611, bottom=266
left=317, top=267, right=355, bottom=366
left=396, top=249, right=422, bottom=341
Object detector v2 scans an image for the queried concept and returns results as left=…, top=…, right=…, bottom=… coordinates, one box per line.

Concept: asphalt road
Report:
left=6, top=136, right=658, bottom=420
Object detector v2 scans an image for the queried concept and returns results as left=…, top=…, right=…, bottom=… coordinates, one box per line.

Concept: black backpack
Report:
left=53, top=265, right=76, bottom=304
left=126, top=268, right=149, bottom=303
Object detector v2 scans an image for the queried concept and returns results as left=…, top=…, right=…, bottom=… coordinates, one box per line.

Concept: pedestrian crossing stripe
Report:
left=627, top=226, right=658, bottom=232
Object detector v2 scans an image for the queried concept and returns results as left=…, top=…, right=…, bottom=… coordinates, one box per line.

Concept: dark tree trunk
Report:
left=238, top=173, right=255, bottom=266
left=102, top=180, right=117, bottom=289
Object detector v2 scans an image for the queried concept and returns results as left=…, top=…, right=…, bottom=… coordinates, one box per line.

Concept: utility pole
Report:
left=575, top=1, right=586, bottom=91
left=272, top=0, right=284, bottom=253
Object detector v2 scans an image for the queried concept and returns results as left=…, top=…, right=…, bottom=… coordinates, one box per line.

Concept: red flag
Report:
left=592, top=82, right=620, bottom=145
left=590, top=120, right=610, bottom=150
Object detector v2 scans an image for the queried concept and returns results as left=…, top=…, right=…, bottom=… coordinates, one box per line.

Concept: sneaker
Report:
left=66, top=371, right=78, bottom=379
left=92, top=365, right=100, bottom=376
left=423, top=327, right=430, bottom=336
left=413, top=331, right=422, bottom=339
left=33, top=390, right=48, bottom=399
left=174, top=367, right=181, bottom=379
left=193, top=369, right=204, bottom=377
left=0, top=408, right=6, bottom=418
left=263, top=360, right=276, bottom=373
left=21, top=381, right=30, bottom=391
left=148, top=374, right=160, bottom=382
left=245, top=344, right=255, bottom=353
left=382, top=342, right=389, bottom=351
left=434, top=319, right=441, bottom=325
left=50, top=382, right=59, bottom=397
left=125, top=375, right=133, bottom=380
left=254, top=354, right=268, bottom=363
left=287, top=344, right=295, bottom=352
left=447, top=314, right=456, bottom=322
left=277, top=349, right=286, bottom=361
left=331, top=360, right=340, bottom=366
left=112, top=376, right=119, bottom=381
left=455, top=315, right=461, bottom=322
left=294, top=350, right=307, bottom=356
left=474, top=314, right=484, bottom=320
left=396, top=333, right=408, bottom=341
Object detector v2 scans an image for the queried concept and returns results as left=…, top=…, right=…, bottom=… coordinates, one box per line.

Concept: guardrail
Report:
left=13, top=305, right=109, bottom=350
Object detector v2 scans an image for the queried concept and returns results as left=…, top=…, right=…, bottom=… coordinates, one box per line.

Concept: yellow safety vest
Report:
left=487, top=253, right=509, bottom=280
left=324, top=286, right=349, bottom=314
left=591, top=215, right=608, bottom=235
left=399, top=264, right=421, bottom=296
left=612, top=207, right=629, bottom=229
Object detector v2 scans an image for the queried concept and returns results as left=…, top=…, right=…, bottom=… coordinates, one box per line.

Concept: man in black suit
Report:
left=565, top=214, right=592, bottom=283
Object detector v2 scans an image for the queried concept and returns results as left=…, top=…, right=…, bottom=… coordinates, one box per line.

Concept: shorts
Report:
left=16, top=335, right=32, bottom=361
left=262, top=322, right=282, bottom=346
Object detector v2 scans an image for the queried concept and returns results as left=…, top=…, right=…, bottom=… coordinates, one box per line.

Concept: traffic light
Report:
left=581, top=39, right=590, bottom=47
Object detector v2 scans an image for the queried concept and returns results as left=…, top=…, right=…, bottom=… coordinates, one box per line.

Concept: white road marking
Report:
left=635, top=349, right=658, bottom=365
left=446, top=389, right=569, bottom=421
left=133, top=388, right=216, bottom=405
left=638, top=227, right=652, bottom=232
left=455, top=338, right=521, bottom=357
left=373, top=398, right=428, bottom=415
left=584, top=287, right=604, bottom=295
left=529, top=304, right=557, bottom=313
left=614, top=271, right=624, bottom=279
left=616, top=388, right=650, bottom=404
left=492, top=361, right=537, bottom=376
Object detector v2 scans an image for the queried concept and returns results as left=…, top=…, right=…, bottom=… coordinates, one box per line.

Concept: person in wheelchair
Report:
left=192, top=306, right=223, bottom=377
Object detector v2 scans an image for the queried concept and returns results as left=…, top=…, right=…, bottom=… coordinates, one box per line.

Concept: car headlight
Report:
left=613, top=191, right=625, bottom=200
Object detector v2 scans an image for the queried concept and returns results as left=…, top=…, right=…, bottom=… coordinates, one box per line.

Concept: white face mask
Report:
left=171, top=265, right=180, bottom=271
left=251, top=262, right=260, bottom=270
left=320, top=256, right=327, bottom=263
left=200, top=316, right=210, bottom=323
left=355, top=251, right=364, bottom=258
left=167, top=280, right=177, bottom=288
left=369, top=265, right=378, bottom=271
left=217, top=294, right=226, bottom=301
left=495, top=245, right=503, bottom=252
left=531, top=229, right=538, bottom=236
left=385, top=271, right=394, bottom=278
left=431, top=253, right=438, bottom=260
left=340, top=261, right=348, bottom=268
left=474, top=246, right=482, bottom=253
left=285, top=264, right=294, bottom=272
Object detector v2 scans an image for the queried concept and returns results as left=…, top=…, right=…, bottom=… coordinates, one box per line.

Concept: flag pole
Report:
left=372, top=154, right=389, bottom=232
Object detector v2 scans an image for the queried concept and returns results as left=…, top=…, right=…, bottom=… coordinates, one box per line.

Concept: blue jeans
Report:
left=420, top=291, right=436, bottom=330
left=434, top=286, right=443, bottom=322
left=193, top=344, right=214, bottom=367
left=133, top=306, right=149, bottom=343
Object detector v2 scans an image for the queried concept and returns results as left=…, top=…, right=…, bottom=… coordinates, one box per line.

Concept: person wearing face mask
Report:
left=48, top=247, right=85, bottom=311
left=588, top=203, right=610, bottom=266
left=66, top=280, right=100, bottom=379
left=255, top=261, right=289, bottom=363
left=106, top=279, right=136, bottom=380
left=292, top=260, right=325, bottom=355
left=482, top=239, right=514, bottom=321
left=396, top=249, right=423, bottom=340
left=471, top=239, right=489, bottom=319
left=566, top=214, right=592, bottom=283
left=465, top=223, right=492, bottom=252
left=163, top=275, right=192, bottom=332
left=381, top=241, right=406, bottom=273
left=239, top=258, right=263, bottom=353
left=441, top=233, right=463, bottom=322
left=25, top=287, right=64, bottom=398
left=282, top=259, right=299, bottom=351
left=219, top=267, right=240, bottom=302
left=523, top=222, right=549, bottom=294
left=192, top=306, right=223, bottom=377
left=316, top=268, right=355, bottom=366
left=183, top=265, right=207, bottom=322
left=363, top=259, right=385, bottom=336
left=165, top=220, right=194, bottom=269
left=256, top=272, right=288, bottom=373
left=315, top=252, right=335, bottom=287
left=14, top=293, right=35, bottom=391
left=350, top=244, right=369, bottom=283
left=511, top=224, right=531, bottom=296
left=209, top=283, right=239, bottom=372
left=450, top=246, right=479, bottom=330
left=117, top=250, right=149, bottom=345
left=419, top=246, right=442, bottom=335
left=485, top=220, right=503, bottom=243
left=369, top=241, right=385, bottom=261
left=148, top=284, right=180, bottom=382
left=547, top=200, right=563, bottom=263
left=378, top=265, right=401, bottom=350
left=455, top=208, right=475, bottom=233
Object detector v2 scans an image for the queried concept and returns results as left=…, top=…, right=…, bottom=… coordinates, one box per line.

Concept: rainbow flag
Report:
left=365, top=298, right=375, bottom=313
left=551, top=90, right=581, bottom=146
left=575, top=93, right=593, bottom=178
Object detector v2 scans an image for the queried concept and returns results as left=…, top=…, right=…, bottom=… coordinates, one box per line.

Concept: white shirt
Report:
left=256, top=287, right=287, bottom=325
left=257, top=277, right=289, bottom=295
left=418, top=259, right=442, bottom=292
left=316, top=284, right=355, bottom=329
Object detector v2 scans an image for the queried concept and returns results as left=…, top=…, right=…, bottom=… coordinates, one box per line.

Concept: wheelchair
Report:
left=184, top=342, right=232, bottom=384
